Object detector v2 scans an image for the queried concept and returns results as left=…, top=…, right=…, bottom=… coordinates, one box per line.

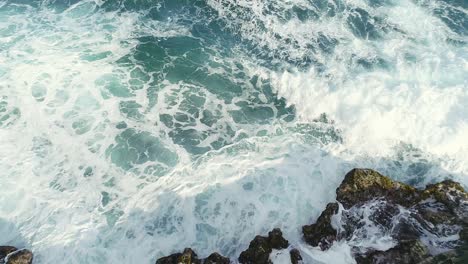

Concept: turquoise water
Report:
left=0, top=0, right=467, bottom=263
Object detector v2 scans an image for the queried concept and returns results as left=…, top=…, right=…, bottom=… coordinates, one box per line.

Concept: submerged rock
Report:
left=0, top=247, right=33, bottom=264
left=155, top=248, right=228, bottom=264
left=238, top=228, right=289, bottom=264
left=355, top=240, right=430, bottom=264
left=303, top=168, right=468, bottom=264
left=289, top=249, right=303, bottom=264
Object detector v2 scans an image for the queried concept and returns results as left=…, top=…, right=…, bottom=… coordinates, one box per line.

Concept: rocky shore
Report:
left=2, top=169, right=467, bottom=264
left=156, top=169, right=468, bottom=264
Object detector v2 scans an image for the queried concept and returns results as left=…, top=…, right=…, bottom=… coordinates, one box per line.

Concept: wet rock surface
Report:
left=155, top=228, right=290, bottom=264
left=289, top=249, right=303, bottom=264
left=302, top=202, right=339, bottom=250
left=303, top=168, right=468, bottom=264
left=355, top=240, right=430, bottom=264
left=155, top=248, right=229, bottom=264
left=238, top=228, right=289, bottom=264
left=156, top=168, right=467, bottom=264
left=0, top=247, right=33, bottom=264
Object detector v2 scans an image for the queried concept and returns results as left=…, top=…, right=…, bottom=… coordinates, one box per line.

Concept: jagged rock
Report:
left=0, top=248, right=33, bottom=264
left=238, top=228, right=289, bottom=264
left=336, top=168, right=418, bottom=208
left=303, top=168, right=468, bottom=264
left=155, top=248, right=228, bottom=264
left=421, top=180, right=468, bottom=219
left=204, top=253, right=230, bottom=264
left=289, top=249, right=302, bottom=264
left=302, top=203, right=339, bottom=250
left=355, top=240, right=430, bottom=264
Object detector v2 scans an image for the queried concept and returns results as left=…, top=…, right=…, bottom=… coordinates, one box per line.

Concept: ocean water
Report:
left=0, top=0, right=466, bottom=263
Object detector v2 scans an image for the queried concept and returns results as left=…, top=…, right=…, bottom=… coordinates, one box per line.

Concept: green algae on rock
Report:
left=336, top=168, right=418, bottom=208
left=303, top=168, right=468, bottom=264
left=155, top=168, right=467, bottom=264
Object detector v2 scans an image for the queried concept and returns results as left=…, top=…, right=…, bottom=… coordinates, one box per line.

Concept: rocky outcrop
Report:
left=303, top=168, right=468, bottom=264
left=204, top=253, right=230, bottom=264
left=156, top=168, right=467, bottom=264
left=155, top=228, right=292, bottom=264
left=336, top=168, right=419, bottom=207
left=0, top=247, right=33, bottom=264
left=238, top=228, right=289, bottom=264
left=155, top=248, right=229, bottom=264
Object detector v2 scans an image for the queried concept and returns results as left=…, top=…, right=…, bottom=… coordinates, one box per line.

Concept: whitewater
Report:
left=0, top=0, right=466, bottom=263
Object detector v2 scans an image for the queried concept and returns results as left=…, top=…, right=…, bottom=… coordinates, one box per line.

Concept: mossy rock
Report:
left=421, top=180, right=468, bottom=218
left=336, top=168, right=418, bottom=208
left=303, top=168, right=468, bottom=264
left=238, top=228, right=289, bottom=264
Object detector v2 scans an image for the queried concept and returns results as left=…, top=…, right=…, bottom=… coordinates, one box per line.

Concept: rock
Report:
left=0, top=246, right=17, bottom=261
left=303, top=168, right=468, bottom=264
left=155, top=248, right=229, bottom=264
left=154, top=168, right=468, bottom=264
left=238, top=228, right=289, bottom=264
left=1, top=249, right=33, bottom=264
left=289, top=249, right=302, bottom=264
left=355, top=240, right=430, bottom=264
left=156, top=248, right=199, bottom=264
left=302, top=203, right=339, bottom=250
left=267, top=229, right=289, bottom=249
left=421, top=180, right=468, bottom=219
left=336, top=168, right=418, bottom=208
left=204, top=253, right=230, bottom=264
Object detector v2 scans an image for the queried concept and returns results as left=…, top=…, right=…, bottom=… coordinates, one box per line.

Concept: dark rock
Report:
left=303, top=168, right=468, bottom=264
left=238, top=228, right=289, bottom=264
left=204, top=253, right=230, bottom=264
left=155, top=252, right=182, bottom=264
left=156, top=248, right=229, bottom=264
left=154, top=168, right=468, bottom=264
left=355, top=240, right=430, bottom=264
left=302, top=202, right=339, bottom=250
left=267, top=229, right=289, bottom=249
left=0, top=246, right=17, bottom=261
left=336, top=168, right=418, bottom=208
left=4, top=249, right=33, bottom=264
left=289, top=249, right=302, bottom=264
left=156, top=248, right=200, bottom=264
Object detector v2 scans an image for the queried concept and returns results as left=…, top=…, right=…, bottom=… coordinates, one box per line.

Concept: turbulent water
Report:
left=0, top=0, right=467, bottom=263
